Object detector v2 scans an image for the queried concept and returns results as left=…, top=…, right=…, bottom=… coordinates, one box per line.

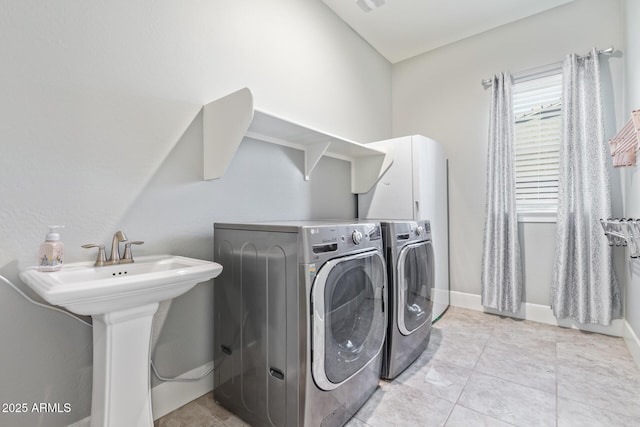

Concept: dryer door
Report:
left=397, top=240, right=434, bottom=335
left=311, top=249, right=386, bottom=391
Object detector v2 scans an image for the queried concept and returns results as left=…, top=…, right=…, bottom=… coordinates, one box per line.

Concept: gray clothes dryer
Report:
left=379, top=220, right=434, bottom=379
left=213, top=221, right=387, bottom=427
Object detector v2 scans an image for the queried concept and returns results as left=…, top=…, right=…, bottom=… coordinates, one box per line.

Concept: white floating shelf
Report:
left=202, top=87, right=393, bottom=194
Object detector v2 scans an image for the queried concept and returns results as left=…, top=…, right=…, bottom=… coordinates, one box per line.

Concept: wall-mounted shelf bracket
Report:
left=304, top=142, right=331, bottom=181
left=202, top=87, right=393, bottom=193
left=202, top=88, right=254, bottom=180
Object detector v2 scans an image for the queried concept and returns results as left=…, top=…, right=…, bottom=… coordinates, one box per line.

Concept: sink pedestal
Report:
left=90, top=303, right=160, bottom=427
left=19, top=255, right=223, bottom=427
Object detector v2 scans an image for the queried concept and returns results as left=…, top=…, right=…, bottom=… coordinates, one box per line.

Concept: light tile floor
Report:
left=155, top=307, right=640, bottom=427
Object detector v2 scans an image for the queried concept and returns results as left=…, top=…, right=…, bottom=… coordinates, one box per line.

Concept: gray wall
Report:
left=391, top=0, right=625, bottom=307
left=623, top=0, right=640, bottom=343
left=0, top=1, right=391, bottom=426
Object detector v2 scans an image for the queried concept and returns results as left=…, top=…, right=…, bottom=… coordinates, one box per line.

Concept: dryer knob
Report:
left=351, top=230, right=363, bottom=245
left=416, top=226, right=424, bottom=236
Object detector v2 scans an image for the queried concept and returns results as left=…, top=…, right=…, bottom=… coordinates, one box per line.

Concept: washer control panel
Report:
left=302, top=222, right=383, bottom=262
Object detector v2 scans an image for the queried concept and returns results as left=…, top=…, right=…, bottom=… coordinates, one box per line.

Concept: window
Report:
left=513, top=72, right=562, bottom=218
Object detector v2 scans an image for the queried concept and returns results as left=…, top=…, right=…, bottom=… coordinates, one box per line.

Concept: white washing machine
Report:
left=213, top=221, right=387, bottom=427
left=378, top=220, right=434, bottom=379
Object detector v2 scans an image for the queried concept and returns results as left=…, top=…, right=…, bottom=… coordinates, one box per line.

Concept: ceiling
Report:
left=321, top=0, right=576, bottom=63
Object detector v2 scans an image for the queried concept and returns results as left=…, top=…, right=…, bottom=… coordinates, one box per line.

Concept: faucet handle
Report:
left=82, top=243, right=106, bottom=267
left=122, top=241, right=144, bottom=263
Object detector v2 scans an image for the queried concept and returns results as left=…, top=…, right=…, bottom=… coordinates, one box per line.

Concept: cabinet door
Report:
left=358, top=136, right=414, bottom=219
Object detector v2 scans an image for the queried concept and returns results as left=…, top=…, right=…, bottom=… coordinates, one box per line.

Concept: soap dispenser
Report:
left=38, top=225, right=64, bottom=272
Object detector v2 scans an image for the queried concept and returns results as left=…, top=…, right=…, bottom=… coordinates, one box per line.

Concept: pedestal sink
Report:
left=20, top=255, right=223, bottom=427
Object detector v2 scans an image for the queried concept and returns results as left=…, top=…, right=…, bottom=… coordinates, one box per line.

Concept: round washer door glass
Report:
left=397, top=241, right=434, bottom=335
left=311, top=250, right=386, bottom=391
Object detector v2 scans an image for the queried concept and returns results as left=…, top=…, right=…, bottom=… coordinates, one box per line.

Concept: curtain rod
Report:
left=481, top=46, right=615, bottom=89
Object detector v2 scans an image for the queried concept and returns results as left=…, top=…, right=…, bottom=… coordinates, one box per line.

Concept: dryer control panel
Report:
left=301, top=222, right=383, bottom=263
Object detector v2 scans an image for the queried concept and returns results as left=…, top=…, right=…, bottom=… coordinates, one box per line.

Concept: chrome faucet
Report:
left=83, top=231, right=145, bottom=267
left=108, top=230, right=128, bottom=265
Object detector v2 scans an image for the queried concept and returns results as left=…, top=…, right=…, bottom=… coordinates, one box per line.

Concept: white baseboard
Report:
left=66, top=361, right=214, bottom=427
left=449, top=291, right=624, bottom=336
left=624, top=321, right=640, bottom=370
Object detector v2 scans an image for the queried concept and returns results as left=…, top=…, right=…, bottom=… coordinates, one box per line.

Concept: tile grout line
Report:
left=453, top=317, right=559, bottom=426
left=448, top=320, right=521, bottom=427
left=441, top=320, right=493, bottom=426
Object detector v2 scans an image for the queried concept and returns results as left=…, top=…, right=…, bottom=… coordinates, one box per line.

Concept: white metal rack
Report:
left=600, top=218, right=640, bottom=258
left=202, top=87, right=393, bottom=194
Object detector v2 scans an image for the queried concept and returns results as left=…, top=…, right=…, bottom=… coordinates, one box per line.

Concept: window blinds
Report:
left=513, top=72, right=562, bottom=213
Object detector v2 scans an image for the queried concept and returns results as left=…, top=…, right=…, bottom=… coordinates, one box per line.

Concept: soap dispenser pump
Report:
left=38, top=225, right=64, bottom=272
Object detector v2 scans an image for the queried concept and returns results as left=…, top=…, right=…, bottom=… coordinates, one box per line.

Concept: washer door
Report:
left=311, top=250, right=386, bottom=391
left=397, top=240, right=434, bottom=335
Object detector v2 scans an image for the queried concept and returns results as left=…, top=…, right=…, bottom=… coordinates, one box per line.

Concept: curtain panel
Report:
left=551, top=48, right=621, bottom=326
left=481, top=73, right=523, bottom=313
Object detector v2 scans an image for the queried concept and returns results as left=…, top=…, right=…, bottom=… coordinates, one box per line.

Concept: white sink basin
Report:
left=20, top=254, right=222, bottom=427
left=20, top=254, right=222, bottom=315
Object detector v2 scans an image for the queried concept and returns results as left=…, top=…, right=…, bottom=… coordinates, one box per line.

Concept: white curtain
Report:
left=481, top=73, right=523, bottom=313
left=551, top=48, right=621, bottom=325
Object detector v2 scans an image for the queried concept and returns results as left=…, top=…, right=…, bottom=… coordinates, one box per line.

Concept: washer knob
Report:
left=416, top=226, right=424, bottom=236
left=352, top=230, right=363, bottom=245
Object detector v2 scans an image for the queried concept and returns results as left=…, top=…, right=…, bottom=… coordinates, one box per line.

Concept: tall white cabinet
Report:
left=358, top=135, right=449, bottom=321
